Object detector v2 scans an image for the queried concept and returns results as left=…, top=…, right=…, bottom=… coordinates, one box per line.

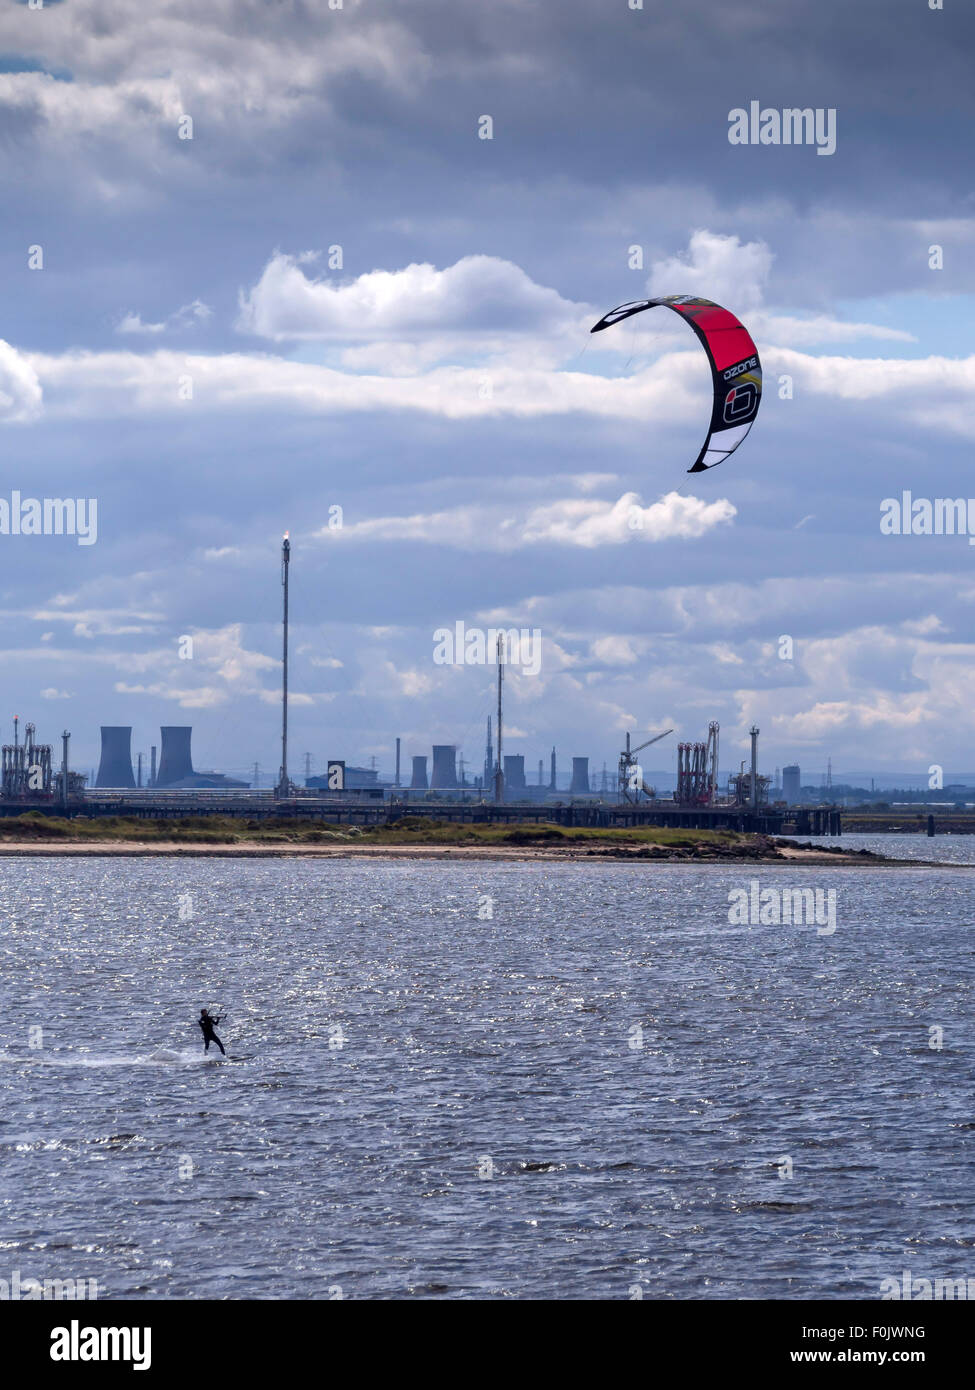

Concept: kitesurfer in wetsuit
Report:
left=198, top=1008, right=225, bottom=1055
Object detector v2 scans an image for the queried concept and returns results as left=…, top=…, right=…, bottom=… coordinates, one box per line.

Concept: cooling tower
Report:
left=96, top=727, right=136, bottom=788
left=503, top=755, right=526, bottom=790
left=569, top=756, right=590, bottom=794
left=156, top=726, right=195, bottom=788
left=410, top=755, right=428, bottom=790
left=431, top=744, right=458, bottom=789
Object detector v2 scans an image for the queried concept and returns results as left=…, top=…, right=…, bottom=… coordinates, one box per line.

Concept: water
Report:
left=784, top=831, right=975, bottom=866
left=1, top=856, right=973, bottom=1300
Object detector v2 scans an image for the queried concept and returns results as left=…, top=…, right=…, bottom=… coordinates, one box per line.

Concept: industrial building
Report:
left=2, top=721, right=54, bottom=799
left=307, top=765, right=380, bottom=791
left=782, top=765, right=801, bottom=804
left=503, top=755, right=526, bottom=792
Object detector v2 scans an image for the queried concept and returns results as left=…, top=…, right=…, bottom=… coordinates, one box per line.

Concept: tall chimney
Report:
left=549, top=745, right=556, bottom=791
left=61, top=730, right=70, bottom=811
left=277, top=533, right=291, bottom=798
left=493, top=633, right=504, bottom=803
left=150, top=745, right=156, bottom=788
left=749, top=725, right=759, bottom=811
left=394, top=737, right=401, bottom=787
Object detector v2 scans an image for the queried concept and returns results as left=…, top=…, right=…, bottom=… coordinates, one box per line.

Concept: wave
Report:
left=0, top=1047, right=226, bottom=1068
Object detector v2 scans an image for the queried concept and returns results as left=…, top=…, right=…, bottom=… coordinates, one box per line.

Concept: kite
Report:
left=590, top=295, right=762, bottom=472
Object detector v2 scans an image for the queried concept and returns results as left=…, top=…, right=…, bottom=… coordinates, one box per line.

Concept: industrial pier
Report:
left=0, top=788, right=809, bottom=836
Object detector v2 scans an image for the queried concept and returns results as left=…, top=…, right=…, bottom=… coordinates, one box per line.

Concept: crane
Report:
left=618, top=727, right=673, bottom=803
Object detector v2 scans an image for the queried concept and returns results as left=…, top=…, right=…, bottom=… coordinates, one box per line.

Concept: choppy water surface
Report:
left=1, top=857, right=973, bottom=1300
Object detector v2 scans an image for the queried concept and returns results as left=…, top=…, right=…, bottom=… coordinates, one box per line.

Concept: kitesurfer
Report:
left=198, top=1008, right=225, bottom=1056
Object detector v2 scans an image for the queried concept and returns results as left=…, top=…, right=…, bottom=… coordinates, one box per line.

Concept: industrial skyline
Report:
left=6, top=707, right=971, bottom=802
left=3, top=529, right=967, bottom=795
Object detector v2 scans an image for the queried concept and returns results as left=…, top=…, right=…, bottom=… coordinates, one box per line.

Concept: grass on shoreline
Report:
left=0, top=811, right=748, bottom=850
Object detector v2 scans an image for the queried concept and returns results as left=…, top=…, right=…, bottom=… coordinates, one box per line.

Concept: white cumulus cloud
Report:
left=0, top=340, right=43, bottom=422
left=648, top=230, right=773, bottom=314
left=237, top=252, right=582, bottom=342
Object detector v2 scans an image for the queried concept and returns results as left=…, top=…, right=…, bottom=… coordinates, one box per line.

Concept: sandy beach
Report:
left=0, top=838, right=935, bottom=865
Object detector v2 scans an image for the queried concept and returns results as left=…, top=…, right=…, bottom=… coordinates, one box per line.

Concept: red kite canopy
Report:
left=590, top=295, right=762, bottom=472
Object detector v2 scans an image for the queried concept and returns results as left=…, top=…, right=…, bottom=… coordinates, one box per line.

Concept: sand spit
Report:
left=0, top=837, right=945, bottom=866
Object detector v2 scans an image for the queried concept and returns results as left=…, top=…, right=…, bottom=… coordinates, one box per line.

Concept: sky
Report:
left=1, top=0, right=974, bottom=788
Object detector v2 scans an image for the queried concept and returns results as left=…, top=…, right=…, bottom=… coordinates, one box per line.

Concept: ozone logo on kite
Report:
left=590, top=295, right=762, bottom=472
left=723, top=380, right=758, bottom=424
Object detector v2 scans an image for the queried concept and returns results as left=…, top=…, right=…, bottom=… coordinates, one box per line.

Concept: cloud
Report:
left=117, top=300, right=211, bottom=336
left=237, top=252, right=582, bottom=343
left=521, top=491, right=736, bottom=548
left=590, top=635, right=641, bottom=666
left=0, top=3, right=427, bottom=148
left=757, top=313, right=915, bottom=346
left=768, top=348, right=975, bottom=436
left=315, top=490, right=735, bottom=551
left=24, top=334, right=973, bottom=437
left=114, top=680, right=231, bottom=710
left=22, top=344, right=709, bottom=422
left=647, top=231, right=915, bottom=348
left=648, top=230, right=773, bottom=314
left=0, top=340, right=43, bottom=422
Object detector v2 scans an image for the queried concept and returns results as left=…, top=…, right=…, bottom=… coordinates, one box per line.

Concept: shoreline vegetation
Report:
left=0, top=812, right=931, bottom=864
